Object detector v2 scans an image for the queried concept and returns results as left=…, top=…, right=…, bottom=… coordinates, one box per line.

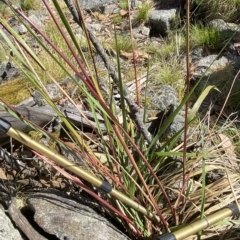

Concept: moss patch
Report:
left=0, top=78, right=30, bottom=105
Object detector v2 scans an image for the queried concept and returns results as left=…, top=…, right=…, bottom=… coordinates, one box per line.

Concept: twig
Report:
left=8, top=197, right=47, bottom=240
left=63, top=0, right=153, bottom=143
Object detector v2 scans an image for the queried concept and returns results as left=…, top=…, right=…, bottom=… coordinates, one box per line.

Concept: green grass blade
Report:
left=188, top=85, right=219, bottom=122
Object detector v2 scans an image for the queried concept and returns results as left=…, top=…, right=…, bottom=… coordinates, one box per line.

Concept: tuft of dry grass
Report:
left=196, top=0, right=240, bottom=22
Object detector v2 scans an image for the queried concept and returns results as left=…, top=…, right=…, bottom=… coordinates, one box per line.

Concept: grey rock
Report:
left=193, top=55, right=229, bottom=78
left=132, top=26, right=150, bottom=39
left=104, top=3, right=120, bottom=15
left=149, top=9, right=177, bottom=36
left=147, top=85, right=179, bottom=111
left=0, top=61, right=21, bottom=82
left=28, top=14, right=43, bottom=29
left=168, top=114, right=185, bottom=138
left=0, top=205, right=24, bottom=240
left=131, top=0, right=142, bottom=9
left=25, top=36, right=42, bottom=54
left=209, top=19, right=240, bottom=42
left=190, top=47, right=207, bottom=63
left=225, top=53, right=240, bottom=69
left=33, top=83, right=63, bottom=106
left=28, top=10, right=49, bottom=22
left=139, top=26, right=150, bottom=36
left=27, top=192, right=130, bottom=240
left=144, top=85, right=184, bottom=139
left=18, top=24, right=28, bottom=34
left=192, top=54, right=240, bottom=112
left=79, top=0, right=115, bottom=11
left=209, top=19, right=229, bottom=31
left=90, top=23, right=102, bottom=32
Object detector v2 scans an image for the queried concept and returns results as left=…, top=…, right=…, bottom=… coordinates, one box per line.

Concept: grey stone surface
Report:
left=18, top=24, right=28, bottom=34
left=0, top=205, right=24, bottom=240
left=0, top=61, right=21, bottom=82
left=144, top=85, right=184, bottom=139
left=139, top=26, right=150, bottom=36
left=147, top=85, right=179, bottom=111
left=130, top=0, right=142, bottom=9
left=193, top=55, right=229, bottom=78
left=28, top=10, right=48, bottom=22
left=79, top=0, right=116, bottom=11
left=190, top=47, right=207, bottom=63
left=104, top=3, right=120, bottom=15
left=27, top=192, right=130, bottom=240
left=149, top=9, right=177, bottom=36
left=209, top=19, right=229, bottom=31
left=28, top=14, right=43, bottom=29
left=33, top=83, right=63, bottom=106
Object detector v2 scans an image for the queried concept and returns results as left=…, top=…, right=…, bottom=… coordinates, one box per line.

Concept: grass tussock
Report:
left=152, top=58, right=185, bottom=99
left=0, top=0, right=240, bottom=239
left=33, top=21, right=79, bottom=83
left=190, top=24, right=228, bottom=49
left=133, top=1, right=153, bottom=25
left=194, top=0, right=240, bottom=22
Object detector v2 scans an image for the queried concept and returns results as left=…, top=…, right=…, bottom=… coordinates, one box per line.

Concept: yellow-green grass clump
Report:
left=153, top=59, right=185, bottom=100
left=190, top=24, right=228, bottom=50
left=133, top=1, right=153, bottom=25
left=0, top=78, right=30, bottom=105
left=21, top=0, right=42, bottom=11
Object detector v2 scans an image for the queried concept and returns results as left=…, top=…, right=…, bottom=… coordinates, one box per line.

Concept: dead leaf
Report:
left=98, top=14, right=106, bottom=21
left=64, top=141, right=77, bottom=149
left=218, top=133, right=237, bottom=165
left=120, top=9, right=128, bottom=16
left=0, top=168, right=7, bottom=180
left=109, top=13, right=119, bottom=19
left=120, top=50, right=148, bottom=61
left=50, top=178, right=63, bottom=188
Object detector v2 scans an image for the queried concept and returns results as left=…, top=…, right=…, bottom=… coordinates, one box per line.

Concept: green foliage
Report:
left=34, top=21, right=79, bottom=83
left=146, top=31, right=185, bottom=58
left=0, top=2, right=12, bottom=17
left=112, top=14, right=124, bottom=24
left=153, top=58, right=185, bottom=100
left=190, top=24, right=228, bottom=49
left=113, top=34, right=135, bottom=52
left=133, top=1, right=153, bottom=25
left=0, top=44, right=8, bottom=62
left=20, top=0, right=42, bottom=11
left=120, top=0, right=128, bottom=10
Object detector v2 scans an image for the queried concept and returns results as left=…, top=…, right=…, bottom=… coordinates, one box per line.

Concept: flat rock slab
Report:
left=0, top=205, right=24, bottom=240
left=79, top=0, right=116, bottom=11
left=27, top=192, right=130, bottom=240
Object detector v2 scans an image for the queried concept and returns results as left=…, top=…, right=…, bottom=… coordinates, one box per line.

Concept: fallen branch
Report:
left=0, top=102, right=106, bottom=138
left=8, top=197, right=47, bottom=240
